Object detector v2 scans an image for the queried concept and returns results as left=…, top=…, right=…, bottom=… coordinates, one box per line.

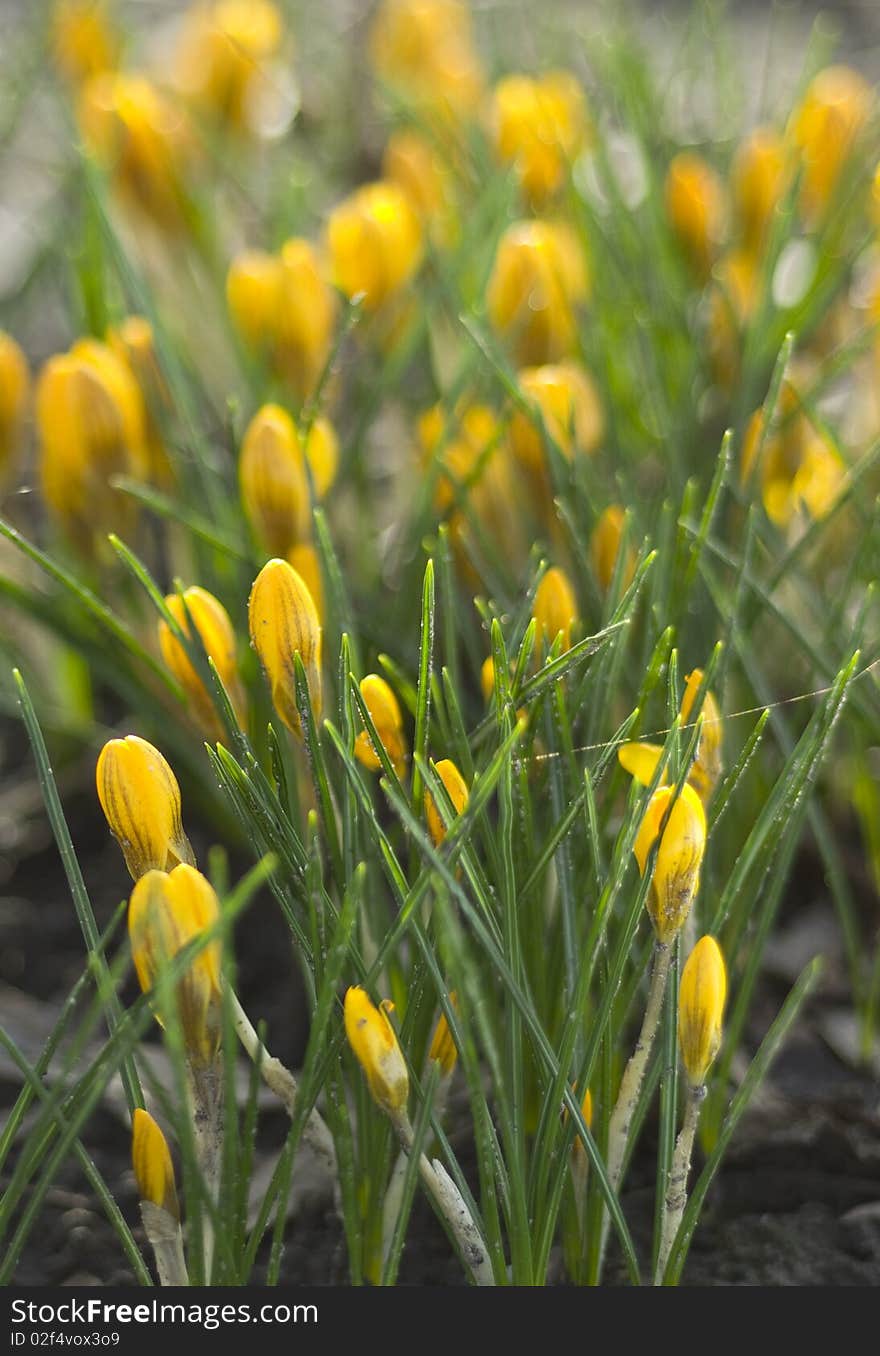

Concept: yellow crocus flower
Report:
left=248, top=557, right=322, bottom=737
left=96, top=735, right=195, bottom=880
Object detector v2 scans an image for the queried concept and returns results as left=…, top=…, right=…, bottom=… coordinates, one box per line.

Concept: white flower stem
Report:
left=188, top=1060, right=223, bottom=1282
left=654, top=1083, right=704, bottom=1285
left=139, top=1202, right=189, bottom=1286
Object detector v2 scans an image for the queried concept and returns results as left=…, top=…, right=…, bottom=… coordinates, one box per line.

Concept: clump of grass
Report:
left=0, top=0, right=877, bottom=1287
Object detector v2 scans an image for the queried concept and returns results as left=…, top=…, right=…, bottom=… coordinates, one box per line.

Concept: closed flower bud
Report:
left=79, top=72, right=195, bottom=230
left=532, top=566, right=578, bottom=656
left=369, top=0, right=485, bottom=124
left=417, top=402, right=503, bottom=515
left=37, top=338, right=147, bottom=548
left=489, top=70, right=588, bottom=205
left=107, top=315, right=173, bottom=488
left=591, top=505, right=635, bottom=593
left=227, top=249, right=282, bottom=350
left=740, top=385, right=844, bottom=527
left=509, top=362, right=603, bottom=474
left=382, top=130, right=458, bottom=247
left=428, top=992, right=459, bottom=1075
left=731, top=126, right=788, bottom=252
left=240, top=403, right=338, bottom=556
left=790, top=65, right=872, bottom=223
left=633, top=783, right=707, bottom=943
left=248, top=557, right=322, bottom=738
left=480, top=655, right=496, bottom=704
left=707, top=248, right=758, bottom=390
left=679, top=670, right=722, bottom=804
left=96, top=735, right=195, bottom=880
left=570, top=1085, right=593, bottom=1160
left=52, top=0, right=120, bottom=87
left=131, top=1108, right=179, bottom=1219
left=287, top=543, right=324, bottom=626
left=425, top=759, right=469, bottom=846
left=487, top=219, right=587, bottom=366
left=664, top=152, right=726, bottom=281
left=128, top=864, right=222, bottom=1064
left=678, top=935, right=727, bottom=1086
left=158, top=587, right=246, bottom=736
left=174, top=0, right=285, bottom=137
left=326, top=181, right=423, bottom=311
left=275, top=239, right=338, bottom=397
left=0, top=330, right=30, bottom=484
left=354, top=674, right=408, bottom=779
left=344, top=985, right=409, bottom=1117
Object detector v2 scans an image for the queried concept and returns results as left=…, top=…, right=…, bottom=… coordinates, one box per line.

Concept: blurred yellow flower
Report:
left=0, top=331, right=30, bottom=486
left=509, top=362, right=603, bottom=475
left=158, top=586, right=246, bottom=737
left=248, top=557, right=322, bottom=738
left=382, top=130, right=458, bottom=246
left=590, top=505, right=636, bottom=594
left=52, top=1, right=120, bottom=87
left=678, top=935, right=727, bottom=1086
left=369, top=0, right=485, bottom=124
left=790, top=65, right=873, bottom=223
left=532, top=565, right=578, bottom=656
left=326, top=181, right=423, bottom=311
left=344, top=985, right=409, bottom=1117
left=741, top=390, right=846, bottom=528
left=731, top=126, right=788, bottom=253
left=239, top=403, right=338, bottom=557
left=96, top=735, right=195, bottom=881
left=174, top=0, right=285, bottom=137
left=664, top=152, right=727, bottom=281
left=354, top=674, right=408, bottom=779
left=107, top=316, right=174, bottom=488
left=707, top=247, right=759, bottom=391
left=489, top=70, right=589, bottom=205
left=128, top=864, right=223, bottom=1064
left=287, top=543, right=324, bottom=628
left=487, top=219, right=587, bottom=365
left=425, top=758, right=469, bottom=846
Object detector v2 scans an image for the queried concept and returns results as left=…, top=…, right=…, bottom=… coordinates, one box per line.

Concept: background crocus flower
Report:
left=487, top=219, right=588, bottom=365
left=532, top=565, right=578, bottom=656
left=369, top=0, right=485, bottom=125
left=354, top=674, right=408, bottom=779
left=664, top=151, right=727, bottom=281
left=158, top=586, right=247, bottom=737
left=489, top=70, right=589, bottom=205
left=326, top=181, right=423, bottom=312
left=425, top=758, right=469, bottom=845
left=0, top=330, right=30, bottom=486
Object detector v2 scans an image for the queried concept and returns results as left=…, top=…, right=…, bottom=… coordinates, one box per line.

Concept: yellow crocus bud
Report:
left=248, top=557, right=322, bottom=737
left=344, top=985, right=409, bottom=1117
left=664, top=152, right=727, bottom=281
left=591, top=504, right=635, bottom=593
left=227, top=249, right=282, bottom=351
left=107, top=315, right=173, bottom=488
left=52, top=0, right=120, bottom=87
left=480, top=655, right=496, bottom=704
left=37, top=338, right=147, bottom=548
left=678, top=935, right=727, bottom=1087
left=741, top=384, right=844, bottom=528
left=428, top=992, right=459, bottom=1075
left=417, top=401, right=500, bottom=514
left=275, top=239, right=338, bottom=398
left=354, top=674, right=408, bottom=779
left=174, top=0, right=285, bottom=137
left=326, top=181, right=423, bottom=312
left=487, top=219, right=587, bottom=366
left=382, top=130, right=458, bottom=247
left=128, top=864, right=222, bottom=1064
left=425, top=759, right=469, bottom=846
left=532, top=565, right=578, bottom=656
left=633, top=784, right=707, bottom=944
left=287, top=543, right=324, bottom=627
left=707, top=247, right=759, bottom=391
left=789, top=65, right=873, bottom=223
left=679, top=670, right=722, bottom=805
left=131, top=1108, right=179, bottom=1218
left=240, top=403, right=338, bottom=556
left=79, top=72, right=195, bottom=231
left=731, top=126, right=788, bottom=252
left=570, top=1085, right=593, bottom=1160
left=97, top=735, right=196, bottom=881
left=509, top=362, right=603, bottom=474
left=158, top=586, right=246, bottom=736
left=369, top=0, right=485, bottom=124
left=0, top=331, right=30, bottom=484
left=489, top=70, right=588, bottom=205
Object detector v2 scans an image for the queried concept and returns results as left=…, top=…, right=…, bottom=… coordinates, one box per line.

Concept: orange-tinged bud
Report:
left=174, top=0, right=285, bottom=137
left=344, top=985, right=409, bottom=1116
left=159, top=587, right=246, bottom=736
left=128, top=864, right=222, bottom=1064
left=131, top=1108, right=179, bottom=1218
left=664, top=152, right=727, bottom=281
left=591, top=505, right=635, bottom=593
left=369, top=0, right=485, bottom=123
left=678, top=935, right=727, bottom=1086
left=37, top=339, right=147, bottom=547
left=533, top=566, right=578, bottom=656
left=240, top=404, right=338, bottom=555
left=326, top=181, right=423, bottom=312
left=428, top=992, right=459, bottom=1075
left=790, top=65, right=873, bottom=222
left=287, top=543, right=324, bottom=627
left=731, top=126, right=788, bottom=251
left=489, top=70, right=588, bottom=205
left=96, top=735, right=195, bottom=880
left=570, top=1084, right=593, bottom=1159
left=509, top=362, right=603, bottom=473
left=248, top=557, right=322, bottom=738
left=633, top=783, right=707, bottom=943
left=0, top=331, right=30, bottom=483
left=425, top=759, right=469, bottom=845
left=480, top=655, right=496, bottom=704
left=680, top=670, right=723, bottom=804
left=52, top=0, right=120, bottom=87
left=354, top=674, right=408, bottom=779
left=487, top=219, right=587, bottom=365
left=79, top=72, right=195, bottom=231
